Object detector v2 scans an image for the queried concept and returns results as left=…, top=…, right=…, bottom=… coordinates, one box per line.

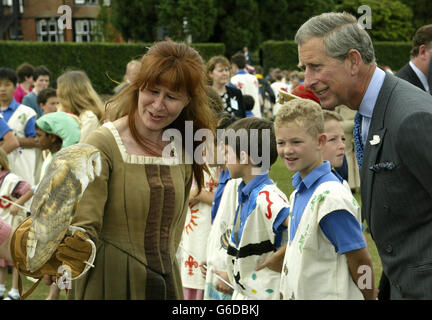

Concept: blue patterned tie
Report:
left=353, top=112, right=364, bottom=169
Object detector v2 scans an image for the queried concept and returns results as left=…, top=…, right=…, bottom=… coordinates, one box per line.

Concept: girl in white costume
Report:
left=179, top=166, right=218, bottom=300
left=0, top=149, right=33, bottom=300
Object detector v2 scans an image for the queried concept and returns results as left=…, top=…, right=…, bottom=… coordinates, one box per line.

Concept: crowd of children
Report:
left=0, top=49, right=373, bottom=300
left=0, top=62, right=101, bottom=300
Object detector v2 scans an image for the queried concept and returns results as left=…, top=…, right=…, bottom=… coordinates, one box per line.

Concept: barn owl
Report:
left=26, top=143, right=102, bottom=272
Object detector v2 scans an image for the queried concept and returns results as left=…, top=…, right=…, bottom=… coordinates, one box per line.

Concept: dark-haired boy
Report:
left=0, top=67, right=39, bottom=185
left=22, top=65, right=51, bottom=118
left=242, top=94, right=255, bottom=118
left=216, top=117, right=290, bottom=299
left=37, top=88, right=58, bottom=114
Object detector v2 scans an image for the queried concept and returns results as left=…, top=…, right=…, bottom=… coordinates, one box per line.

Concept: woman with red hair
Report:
left=56, top=41, right=215, bottom=300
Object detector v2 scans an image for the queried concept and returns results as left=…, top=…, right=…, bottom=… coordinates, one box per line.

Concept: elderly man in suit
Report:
left=396, top=24, right=432, bottom=94
left=295, top=12, right=432, bottom=300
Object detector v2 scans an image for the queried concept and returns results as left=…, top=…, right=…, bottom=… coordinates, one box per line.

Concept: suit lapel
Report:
left=361, top=74, right=397, bottom=224
left=408, top=64, right=426, bottom=91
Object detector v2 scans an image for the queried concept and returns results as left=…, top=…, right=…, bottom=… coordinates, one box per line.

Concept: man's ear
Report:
left=418, top=44, right=430, bottom=60
left=346, top=49, right=362, bottom=75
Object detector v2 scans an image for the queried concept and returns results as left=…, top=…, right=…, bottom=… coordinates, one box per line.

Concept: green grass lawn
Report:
left=4, top=158, right=382, bottom=299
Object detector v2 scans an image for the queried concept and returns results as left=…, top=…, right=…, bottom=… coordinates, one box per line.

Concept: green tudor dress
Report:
left=68, top=122, right=193, bottom=299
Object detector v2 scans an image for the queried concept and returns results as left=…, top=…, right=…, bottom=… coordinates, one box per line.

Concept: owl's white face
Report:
left=65, top=145, right=102, bottom=197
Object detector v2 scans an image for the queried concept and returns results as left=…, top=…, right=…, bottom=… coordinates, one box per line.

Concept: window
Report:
left=2, top=0, right=23, bottom=13
left=74, top=0, right=99, bottom=4
left=36, top=18, right=64, bottom=42
left=74, top=19, right=103, bottom=42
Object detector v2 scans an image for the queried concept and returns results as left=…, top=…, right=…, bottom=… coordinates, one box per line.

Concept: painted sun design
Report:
left=184, top=202, right=199, bottom=235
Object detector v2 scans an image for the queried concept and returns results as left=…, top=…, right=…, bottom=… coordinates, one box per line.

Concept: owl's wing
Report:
left=26, top=160, right=82, bottom=272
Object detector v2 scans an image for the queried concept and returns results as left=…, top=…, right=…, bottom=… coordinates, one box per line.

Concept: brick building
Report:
left=0, top=0, right=123, bottom=42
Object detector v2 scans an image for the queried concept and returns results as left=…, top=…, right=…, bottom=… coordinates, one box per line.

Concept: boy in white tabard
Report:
left=269, top=99, right=376, bottom=300
left=201, top=113, right=240, bottom=300
left=0, top=68, right=39, bottom=186
left=215, top=117, right=290, bottom=300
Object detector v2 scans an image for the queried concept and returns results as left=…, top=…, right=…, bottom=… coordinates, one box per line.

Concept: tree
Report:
left=210, top=0, right=261, bottom=56
left=336, top=0, right=414, bottom=41
left=157, top=0, right=217, bottom=43
left=95, top=0, right=118, bottom=42
left=110, top=0, right=158, bottom=42
left=400, top=0, right=432, bottom=30
left=258, top=0, right=291, bottom=41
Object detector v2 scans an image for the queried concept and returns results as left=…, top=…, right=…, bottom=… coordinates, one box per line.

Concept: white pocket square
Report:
left=369, top=135, right=381, bottom=146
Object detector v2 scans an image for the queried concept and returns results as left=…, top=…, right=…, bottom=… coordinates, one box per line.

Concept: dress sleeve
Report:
left=71, top=128, right=113, bottom=241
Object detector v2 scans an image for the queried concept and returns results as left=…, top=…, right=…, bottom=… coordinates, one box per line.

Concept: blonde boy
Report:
left=273, top=99, right=376, bottom=300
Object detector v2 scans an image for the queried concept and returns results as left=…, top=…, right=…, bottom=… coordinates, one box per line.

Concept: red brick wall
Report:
left=18, top=0, right=118, bottom=42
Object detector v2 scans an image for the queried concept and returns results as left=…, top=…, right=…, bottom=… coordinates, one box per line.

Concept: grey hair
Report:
left=295, top=12, right=375, bottom=65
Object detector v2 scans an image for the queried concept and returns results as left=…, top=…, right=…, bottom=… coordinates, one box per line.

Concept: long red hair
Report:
left=105, top=41, right=215, bottom=192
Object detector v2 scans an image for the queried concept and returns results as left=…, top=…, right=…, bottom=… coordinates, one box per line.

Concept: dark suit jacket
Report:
left=361, top=73, right=432, bottom=299
left=395, top=63, right=426, bottom=91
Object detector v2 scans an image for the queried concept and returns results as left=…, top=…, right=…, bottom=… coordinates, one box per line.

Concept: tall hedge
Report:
left=261, top=40, right=412, bottom=73
left=0, top=41, right=225, bottom=94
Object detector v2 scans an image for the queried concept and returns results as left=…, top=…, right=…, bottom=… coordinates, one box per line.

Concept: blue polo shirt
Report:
left=231, top=173, right=289, bottom=248
left=0, top=98, right=36, bottom=137
left=290, top=161, right=365, bottom=254
left=0, top=115, right=11, bottom=140
left=211, top=168, right=231, bottom=223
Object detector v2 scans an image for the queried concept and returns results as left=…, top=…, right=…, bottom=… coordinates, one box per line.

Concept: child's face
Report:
left=34, top=75, right=50, bottom=92
left=0, top=79, right=16, bottom=105
left=275, top=122, right=325, bottom=179
left=322, top=119, right=345, bottom=168
left=224, top=145, right=244, bottom=179
left=41, top=96, right=59, bottom=114
left=36, top=128, right=52, bottom=150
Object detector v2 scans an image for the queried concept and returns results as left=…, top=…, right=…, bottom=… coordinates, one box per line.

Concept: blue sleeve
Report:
left=24, top=116, right=36, bottom=137
left=0, top=118, right=11, bottom=140
left=273, top=207, right=289, bottom=234
left=319, top=210, right=366, bottom=254
left=273, top=207, right=289, bottom=248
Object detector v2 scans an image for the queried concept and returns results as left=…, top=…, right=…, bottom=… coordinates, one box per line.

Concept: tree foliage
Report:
left=158, top=0, right=217, bottom=42
left=399, top=0, right=432, bottom=30
left=106, top=0, right=417, bottom=61
left=110, top=0, right=158, bottom=42
left=335, top=0, right=414, bottom=41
